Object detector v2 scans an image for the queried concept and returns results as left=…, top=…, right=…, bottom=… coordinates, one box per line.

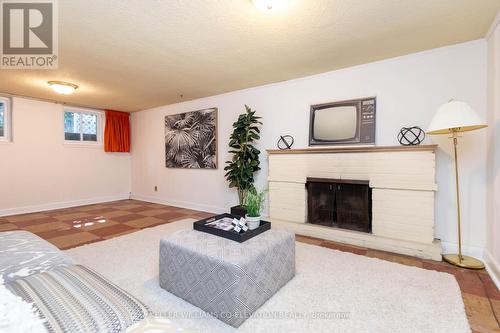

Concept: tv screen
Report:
left=313, top=105, right=357, bottom=141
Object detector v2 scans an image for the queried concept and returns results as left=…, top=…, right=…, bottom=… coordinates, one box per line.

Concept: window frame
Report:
left=63, top=106, right=104, bottom=146
left=0, top=96, right=12, bottom=142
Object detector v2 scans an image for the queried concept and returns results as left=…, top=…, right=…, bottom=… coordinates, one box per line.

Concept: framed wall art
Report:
left=165, top=108, right=217, bottom=169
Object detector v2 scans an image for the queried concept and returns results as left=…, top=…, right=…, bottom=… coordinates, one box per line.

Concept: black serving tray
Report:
left=193, top=213, right=271, bottom=243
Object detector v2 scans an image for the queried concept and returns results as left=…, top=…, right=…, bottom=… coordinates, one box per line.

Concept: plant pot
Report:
left=230, top=205, right=247, bottom=218
left=245, top=214, right=261, bottom=230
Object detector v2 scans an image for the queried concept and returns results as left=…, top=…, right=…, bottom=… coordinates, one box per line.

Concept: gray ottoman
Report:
left=159, top=229, right=295, bottom=327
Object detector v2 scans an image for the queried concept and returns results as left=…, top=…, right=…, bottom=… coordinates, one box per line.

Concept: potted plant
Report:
left=245, top=189, right=267, bottom=230
left=224, top=105, right=262, bottom=217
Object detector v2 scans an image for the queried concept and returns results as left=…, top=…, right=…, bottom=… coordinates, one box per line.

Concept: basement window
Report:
left=0, top=97, right=11, bottom=142
left=64, top=107, right=103, bottom=144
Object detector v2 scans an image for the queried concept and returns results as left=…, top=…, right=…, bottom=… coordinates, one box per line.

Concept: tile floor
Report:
left=0, top=199, right=213, bottom=249
left=0, top=199, right=498, bottom=332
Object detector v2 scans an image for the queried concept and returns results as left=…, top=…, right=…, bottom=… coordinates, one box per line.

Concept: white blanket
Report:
left=0, top=280, right=47, bottom=333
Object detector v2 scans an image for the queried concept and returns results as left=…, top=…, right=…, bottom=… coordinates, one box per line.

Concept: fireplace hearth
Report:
left=306, top=178, right=372, bottom=233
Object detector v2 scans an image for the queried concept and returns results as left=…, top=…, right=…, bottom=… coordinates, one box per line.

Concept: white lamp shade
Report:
left=427, top=100, right=487, bottom=135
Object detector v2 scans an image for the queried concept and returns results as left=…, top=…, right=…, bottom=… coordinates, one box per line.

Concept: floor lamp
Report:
left=427, top=100, right=487, bottom=269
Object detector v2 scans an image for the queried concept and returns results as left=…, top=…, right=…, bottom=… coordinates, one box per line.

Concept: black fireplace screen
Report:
left=306, top=178, right=372, bottom=233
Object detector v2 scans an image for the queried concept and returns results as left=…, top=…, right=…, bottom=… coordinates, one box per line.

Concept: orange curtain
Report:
left=104, top=110, right=130, bottom=152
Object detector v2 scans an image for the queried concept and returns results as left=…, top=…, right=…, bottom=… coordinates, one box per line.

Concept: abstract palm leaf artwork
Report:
left=165, top=108, right=217, bottom=169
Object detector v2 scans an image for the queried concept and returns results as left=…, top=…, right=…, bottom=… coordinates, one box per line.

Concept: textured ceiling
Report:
left=0, top=0, right=499, bottom=112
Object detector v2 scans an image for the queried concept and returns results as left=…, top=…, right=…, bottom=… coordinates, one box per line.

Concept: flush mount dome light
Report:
left=252, top=0, right=289, bottom=11
left=48, top=81, right=78, bottom=95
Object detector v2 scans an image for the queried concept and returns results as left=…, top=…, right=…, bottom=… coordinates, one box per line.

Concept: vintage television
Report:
left=309, top=97, right=376, bottom=146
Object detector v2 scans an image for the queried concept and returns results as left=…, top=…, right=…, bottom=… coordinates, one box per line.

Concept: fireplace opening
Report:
left=306, top=178, right=372, bottom=233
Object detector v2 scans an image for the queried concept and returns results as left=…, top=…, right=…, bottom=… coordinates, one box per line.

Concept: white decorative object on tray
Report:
left=205, top=217, right=254, bottom=233
left=231, top=217, right=249, bottom=233
left=239, top=218, right=250, bottom=231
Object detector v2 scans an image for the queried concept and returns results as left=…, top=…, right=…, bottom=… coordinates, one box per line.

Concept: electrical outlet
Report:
left=154, top=186, right=158, bottom=192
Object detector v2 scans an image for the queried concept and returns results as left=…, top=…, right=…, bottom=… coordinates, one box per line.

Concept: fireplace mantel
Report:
left=266, top=144, right=441, bottom=260
left=267, top=144, right=437, bottom=155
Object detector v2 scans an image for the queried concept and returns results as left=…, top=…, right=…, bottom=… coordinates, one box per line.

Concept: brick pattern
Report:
left=0, top=200, right=498, bottom=332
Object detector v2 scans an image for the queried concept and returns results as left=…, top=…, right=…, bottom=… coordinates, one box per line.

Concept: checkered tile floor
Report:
left=0, top=199, right=498, bottom=332
left=0, top=199, right=212, bottom=249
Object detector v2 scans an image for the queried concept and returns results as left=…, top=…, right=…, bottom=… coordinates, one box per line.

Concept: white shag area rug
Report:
left=0, top=281, right=47, bottom=333
left=66, top=219, right=470, bottom=333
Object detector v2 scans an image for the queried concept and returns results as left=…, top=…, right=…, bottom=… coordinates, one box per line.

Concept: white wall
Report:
left=486, top=12, right=500, bottom=286
left=131, top=40, right=487, bottom=253
left=0, top=97, right=131, bottom=216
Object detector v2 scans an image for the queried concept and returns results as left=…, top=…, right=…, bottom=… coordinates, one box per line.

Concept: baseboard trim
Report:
left=483, top=250, right=500, bottom=290
left=131, top=194, right=226, bottom=215
left=0, top=194, right=131, bottom=217
left=440, top=241, right=484, bottom=260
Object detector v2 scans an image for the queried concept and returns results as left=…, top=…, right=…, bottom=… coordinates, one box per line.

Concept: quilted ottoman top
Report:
left=161, top=228, right=294, bottom=265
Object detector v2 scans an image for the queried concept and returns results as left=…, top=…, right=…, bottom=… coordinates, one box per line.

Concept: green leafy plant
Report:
left=224, top=105, right=262, bottom=205
left=245, top=189, right=267, bottom=218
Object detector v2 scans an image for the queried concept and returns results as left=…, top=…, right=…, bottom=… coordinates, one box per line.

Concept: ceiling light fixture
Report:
left=48, top=81, right=79, bottom=95
left=252, top=0, right=289, bottom=12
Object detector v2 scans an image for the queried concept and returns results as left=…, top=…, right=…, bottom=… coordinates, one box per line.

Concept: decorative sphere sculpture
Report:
left=277, top=135, right=294, bottom=150
left=398, top=126, right=425, bottom=146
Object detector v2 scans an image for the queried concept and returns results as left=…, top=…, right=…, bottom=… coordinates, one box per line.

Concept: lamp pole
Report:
left=442, top=128, right=484, bottom=269
left=452, top=129, right=462, bottom=262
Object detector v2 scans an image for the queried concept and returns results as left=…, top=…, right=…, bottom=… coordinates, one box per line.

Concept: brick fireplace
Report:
left=266, top=145, right=441, bottom=260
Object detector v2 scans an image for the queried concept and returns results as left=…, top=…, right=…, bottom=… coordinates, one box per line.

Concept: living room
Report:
left=0, top=1, right=499, bottom=332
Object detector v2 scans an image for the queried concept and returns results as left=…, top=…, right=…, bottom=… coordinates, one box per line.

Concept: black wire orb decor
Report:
left=277, top=135, right=294, bottom=150
left=397, top=126, right=425, bottom=146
